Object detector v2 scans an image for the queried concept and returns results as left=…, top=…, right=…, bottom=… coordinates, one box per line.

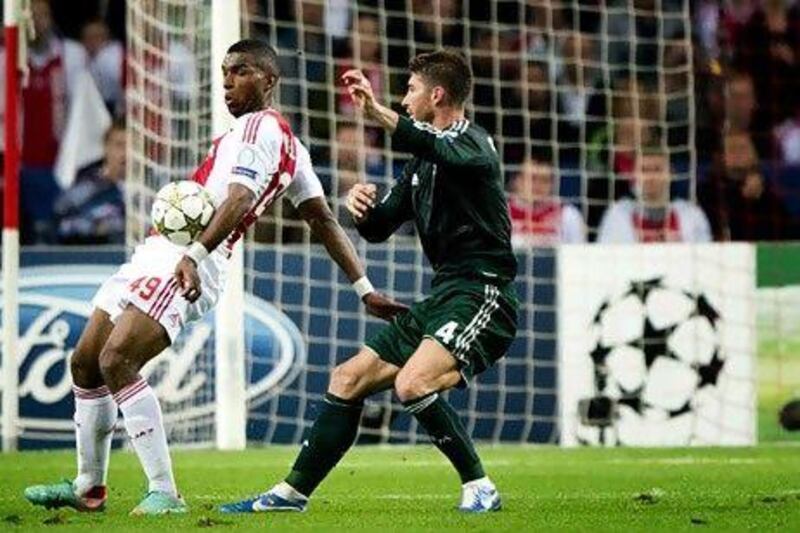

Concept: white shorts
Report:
left=92, top=236, right=225, bottom=342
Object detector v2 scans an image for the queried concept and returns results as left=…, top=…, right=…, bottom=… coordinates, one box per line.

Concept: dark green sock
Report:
left=285, top=393, right=363, bottom=496
left=404, top=393, right=485, bottom=483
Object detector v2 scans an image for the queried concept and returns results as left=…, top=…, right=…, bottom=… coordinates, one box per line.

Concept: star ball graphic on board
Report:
left=577, top=277, right=726, bottom=446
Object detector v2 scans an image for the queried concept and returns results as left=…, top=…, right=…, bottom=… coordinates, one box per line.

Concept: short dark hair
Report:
left=227, top=39, right=280, bottom=78
left=104, top=117, right=126, bottom=143
left=408, top=49, right=472, bottom=106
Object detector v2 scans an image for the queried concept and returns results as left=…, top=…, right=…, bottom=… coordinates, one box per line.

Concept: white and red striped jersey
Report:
left=597, top=198, right=712, bottom=244
left=508, top=198, right=587, bottom=247
left=189, top=108, right=324, bottom=256
left=142, top=108, right=323, bottom=286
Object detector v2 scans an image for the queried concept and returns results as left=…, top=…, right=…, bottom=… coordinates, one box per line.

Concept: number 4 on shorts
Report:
left=434, top=321, right=459, bottom=344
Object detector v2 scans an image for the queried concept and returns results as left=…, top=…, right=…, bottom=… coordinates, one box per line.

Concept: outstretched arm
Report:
left=174, top=183, right=254, bottom=302
left=297, top=196, right=408, bottom=321
left=341, top=69, right=490, bottom=168
left=341, top=69, right=399, bottom=133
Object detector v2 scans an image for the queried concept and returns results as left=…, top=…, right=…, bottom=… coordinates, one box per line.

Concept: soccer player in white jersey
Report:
left=597, top=147, right=712, bottom=243
left=24, top=39, right=406, bottom=516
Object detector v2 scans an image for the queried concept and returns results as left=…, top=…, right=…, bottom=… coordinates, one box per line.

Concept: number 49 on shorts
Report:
left=435, top=321, right=459, bottom=344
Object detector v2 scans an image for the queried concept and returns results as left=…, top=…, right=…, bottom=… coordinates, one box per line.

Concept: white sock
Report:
left=273, top=481, right=308, bottom=502
left=114, top=376, right=177, bottom=496
left=73, top=385, right=117, bottom=495
left=462, top=476, right=491, bottom=489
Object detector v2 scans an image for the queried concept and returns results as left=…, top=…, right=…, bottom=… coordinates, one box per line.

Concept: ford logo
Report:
left=1, top=265, right=305, bottom=439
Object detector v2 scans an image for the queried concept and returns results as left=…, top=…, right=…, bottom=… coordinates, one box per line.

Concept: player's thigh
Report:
left=71, top=308, right=115, bottom=388
left=363, top=300, right=425, bottom=370
left=329, top=348, right=401, bottom=400
left=99, top=305, right=171, bottom=390
left=394, top=339, right=462, bottom=401
left=423, top=280, right=518, bottom=383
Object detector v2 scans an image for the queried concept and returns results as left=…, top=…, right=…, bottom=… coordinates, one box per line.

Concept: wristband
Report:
left=185, top=242, right=209, bottom=266
left=353, top=276, right=374, bottom=299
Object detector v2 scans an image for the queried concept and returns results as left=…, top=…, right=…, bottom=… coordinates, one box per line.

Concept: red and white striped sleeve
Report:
left=283, top=138, right=324, bottom=207
left=224, top=111, right=283, bottom=196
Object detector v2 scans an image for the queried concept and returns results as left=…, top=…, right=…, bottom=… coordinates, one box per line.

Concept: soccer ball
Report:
left=151, top=181, right=215, bottom=246
left=578, top=277, right=726, bottom=446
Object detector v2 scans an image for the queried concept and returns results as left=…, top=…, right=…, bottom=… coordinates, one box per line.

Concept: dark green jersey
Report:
left=356, top=115, right=517, bottom=284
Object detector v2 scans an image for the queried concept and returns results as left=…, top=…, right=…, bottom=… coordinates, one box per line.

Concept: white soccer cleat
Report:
left=458, top=477, right=502, bottom=513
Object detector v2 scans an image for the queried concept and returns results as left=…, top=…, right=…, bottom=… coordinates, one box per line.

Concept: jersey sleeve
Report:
left=284, top=139, right=324, bottom=207
left=689, top=204, right=713, bottom=243
left=561, top=204, right=587, bottom=243
left=225, top=112, right=284, bottom=197
left=355, top=163, right=414, bottom=242
left=391, top=116, right=494, bottom=169
left=597, top=202, right=634, bottom=243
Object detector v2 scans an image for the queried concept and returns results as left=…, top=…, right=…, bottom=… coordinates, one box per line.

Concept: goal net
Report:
left=125, top=0, right=704, bottom=447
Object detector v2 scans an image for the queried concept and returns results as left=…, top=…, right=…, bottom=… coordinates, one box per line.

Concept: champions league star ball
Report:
left=579, top=277, right=726, bottom=446
left=151, top=181, right=216, bottom=246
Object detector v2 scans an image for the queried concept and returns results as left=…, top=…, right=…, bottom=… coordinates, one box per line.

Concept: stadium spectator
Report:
left=53, top=119, right=126, bottom=244
left=330, top=122, right=384, bottom=197
left=501, top=61, right=554, bottom=165
left=520, top=1, right=563, bottom=63
left=336, top=14, right=385, bottom=117
left=470, top=29, right=521, bottom=141
left=411, top=0, right=463, bottom=49
left=80, top=18, right=124, bottom=115
left=507, top=156, right=586, bottom=246
left=606, top=0, right=686, bottom=73
left=722, top=70, right=773, bottom=159
left=553, top=31, right=607, bottom=164
left=21, top=0, right=89, bottom=243
left=736, top=0, right=800, bottom=135
left=775, top=112, right=800, bottom=164
left=586, top=76, right=659, bottom=235
left=699, top=131, right=792, bottom=241
left=284, top=1, right=333, bottom=135
left=598, top=148, right=712, bottom=243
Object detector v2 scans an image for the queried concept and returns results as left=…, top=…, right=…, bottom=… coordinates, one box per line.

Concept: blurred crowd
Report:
left=2, top=0, right=800, bottom=246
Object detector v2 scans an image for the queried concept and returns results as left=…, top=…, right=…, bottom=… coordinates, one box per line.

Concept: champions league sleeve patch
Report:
left=232, top=166, right=259, bottom=180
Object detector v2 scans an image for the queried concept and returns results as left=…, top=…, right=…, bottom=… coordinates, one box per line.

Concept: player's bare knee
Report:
left=328, top=363, right=364, bottom=400
left=98, top=344, right=135, bottom=391
left=394, top=371, right=435, bottom=403
left=70, top=348, right=103, bottom=389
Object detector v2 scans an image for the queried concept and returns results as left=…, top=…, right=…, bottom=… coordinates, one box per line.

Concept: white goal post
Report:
left=210, top=0, right=246, bottom=451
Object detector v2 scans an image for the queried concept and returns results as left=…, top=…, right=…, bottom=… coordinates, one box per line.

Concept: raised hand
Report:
left=341, top=69, right=376, bottom=114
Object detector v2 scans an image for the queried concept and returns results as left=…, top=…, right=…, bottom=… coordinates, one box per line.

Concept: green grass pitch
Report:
left=1, top=445, right=798, bottom=531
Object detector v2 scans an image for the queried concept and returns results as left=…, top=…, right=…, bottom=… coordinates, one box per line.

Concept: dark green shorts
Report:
left=365, top=277, right=518, bottom=383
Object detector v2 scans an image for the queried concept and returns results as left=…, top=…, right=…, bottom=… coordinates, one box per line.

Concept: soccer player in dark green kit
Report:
left=221, top=50, right=518, bottom=514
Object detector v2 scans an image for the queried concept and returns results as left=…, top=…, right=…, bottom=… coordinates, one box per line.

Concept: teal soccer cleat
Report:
left=129, top=491, right=187, bottom=516
left=24, top=480, right=107, bottom=512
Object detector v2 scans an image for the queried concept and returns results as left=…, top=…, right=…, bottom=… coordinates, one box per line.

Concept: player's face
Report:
left=514, top=160, right=553, bottom=203
left=402, top=74, right=436, bottom=123
left=104, top=128, right=127, bottom=182
left=637, top=155, right=670, bottom=206
left=222, top=52, right=272, bottom=118
left=32, top=0, right=53, bottom=38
